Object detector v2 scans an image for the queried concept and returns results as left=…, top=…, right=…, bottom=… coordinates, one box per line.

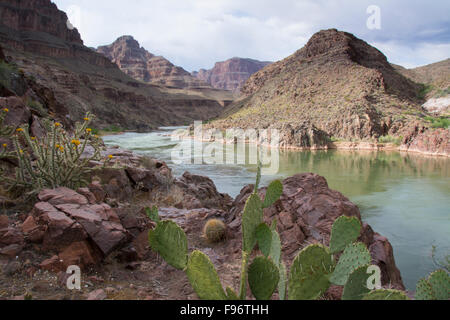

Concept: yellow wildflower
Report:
left=86, top=128, right=92, bottom=133
left=59, top=146, right=64, bottom=152
left=108, top=155, right=114, bottom=159
left=31, top=137, right=36, bottom=140
left=2, top=144, right=7, bottom=148
left=55, top=122, right=61, bottom=127
left=3, top=108, right=9, bottom=112
left=84, top=117, right=90, bottom=121
left=16, top=128, right=24, bottom=132
left=71, top=139, right=81, bottom=146
left=55, top=144, right=60, bottom=148
left=19, top=149, right=24, bottom=154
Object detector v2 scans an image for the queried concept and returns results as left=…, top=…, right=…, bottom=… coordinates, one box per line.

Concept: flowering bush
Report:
left=1, top=111, right=104, bottom=193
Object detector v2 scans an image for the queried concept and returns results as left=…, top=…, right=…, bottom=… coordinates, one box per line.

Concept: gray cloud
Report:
left=53, top=0, right=449, bottom=71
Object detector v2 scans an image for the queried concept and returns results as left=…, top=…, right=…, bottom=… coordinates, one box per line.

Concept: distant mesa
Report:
left=97, top=36, right=210, bottom=89
left=192, top=57, right=272, bottom=93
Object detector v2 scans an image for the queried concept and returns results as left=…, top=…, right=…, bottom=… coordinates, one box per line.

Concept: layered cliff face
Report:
left=97, top=36, right=210, bottom=89
left=211, top=29, right=430, bottom=143
left=192, top=58, right=271, bottom=93
left=0, top=0, right=226, bottom=130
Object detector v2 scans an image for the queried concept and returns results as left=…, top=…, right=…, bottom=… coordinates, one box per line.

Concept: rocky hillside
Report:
left=211, top=29, right=431, bottom=144
left=97, top=36, right=210, bottom=89
left=192, top=57, right=271, bottom=93
left=0, top=0, right=227, bottom=131
left=393, top=59, right=450, bottom=115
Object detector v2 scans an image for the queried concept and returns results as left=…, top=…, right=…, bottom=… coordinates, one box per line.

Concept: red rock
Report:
left=76, top=187, right=97, bottom=204
left=0, top=227, right=24, bottom=246
left=88, top=181, right=106, bottom=203
left=21, top=216, right=38, bottom=234
left=86, top=289, right=107, bottom=301
left=193, top=57, right=271, bottom=93
left=97, top=36, right=209, bottom=89
left=58, top=241, right=100, bottom=270
left=0, top=244, right=24, bottom=257
left=0, top=215, right=8, bottom=229
left=38, top=187, right=88, bottom=205
left=40, top=255, right=64, bottom=273
left=228, top=173, right=405, bottom=291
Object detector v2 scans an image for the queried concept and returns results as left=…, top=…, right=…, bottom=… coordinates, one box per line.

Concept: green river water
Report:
left=103, top=128, right=450, bottom=290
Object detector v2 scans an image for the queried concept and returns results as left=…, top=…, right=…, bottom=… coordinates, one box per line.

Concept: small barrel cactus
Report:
left=203, top=219, right=227, bottom=243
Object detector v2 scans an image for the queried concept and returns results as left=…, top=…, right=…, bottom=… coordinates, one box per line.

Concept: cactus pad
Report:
left=263, top=180, right=283, bottom=208
left=342, top=265, right=371, bottom=300
left=415, top=278, right=435, bottom=300
left=330, top=242, right=371, bottom=286
left=278, top=262, right=287, bottom=300
left=149, top=220, right=188, bottom=270
left=362, top=289, right=410, bottom=300
left=330, top=216, right=361, bottom=254
left=269, top=228, right=282, bottom=265
left=226, top=287, right=240, bottom=300
left=186, top=250, right=227, bottom=300
left=288, top=244, right=334, bottom=300
left=242, top=193, right=263, bottom=253
left=255, top=223, right=272, bottom=257
left=145, top=206, right=160, bottom=223
left=248, top=256, right=280, bottom=300
left=428, top=269, right=450, bottom=300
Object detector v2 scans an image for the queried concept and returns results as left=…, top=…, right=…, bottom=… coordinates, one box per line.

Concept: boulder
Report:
left=173, top=172, right=233, bottom=210
left=227, top=173, right=405, bottom=291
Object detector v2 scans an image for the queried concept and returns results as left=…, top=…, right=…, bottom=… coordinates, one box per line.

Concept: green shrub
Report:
left=378, top=135, right=402, bottom=146
left=0, top=112, right=104, bottom=194
left=424, top=116, right=450, bottom=129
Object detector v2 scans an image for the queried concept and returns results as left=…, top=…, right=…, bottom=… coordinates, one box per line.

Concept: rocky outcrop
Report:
left=97, top=36, right=210, bottom=89
left=192, top=58, right=271, bottom=93
left=211, top=29, right=425, bottom=144
left=400, top=123, right=449, bottom=157
left=227, top=173, right=405, bottom=291
left=0, top=0, right=113, bottom=66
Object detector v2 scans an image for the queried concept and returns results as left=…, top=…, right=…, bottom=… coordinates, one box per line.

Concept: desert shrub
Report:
left=378, top=135, right=403, bottom=146
left=26, top=98, right=48, bottom=117
left=424, top=116, right=450, bottom=129
left=0, top=112, right=104, bottom=194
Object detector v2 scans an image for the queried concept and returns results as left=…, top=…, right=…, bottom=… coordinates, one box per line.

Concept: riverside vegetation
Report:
left=148, top=165, right=450, bottom=300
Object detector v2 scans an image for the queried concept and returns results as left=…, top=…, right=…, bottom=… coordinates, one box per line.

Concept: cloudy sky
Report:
left=52, top=0, right=450, bottom=72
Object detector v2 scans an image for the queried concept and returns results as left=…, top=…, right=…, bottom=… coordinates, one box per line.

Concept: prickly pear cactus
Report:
left=428, top=269, right=450, bottom=300
left=362, top=289, right=410, bottom=300
left=242, top=193, right=263, bottom=253
left=263, top=180, right=283, bottom=208
left=255, top=223, right=272, bottom=257
left=342, top=265, right=371, bottom=300
left=145, top=206, right=160, bottom=223
left=248, top=256, right=280, bottom=300
left=269, top=227, right=282, bottom=265
left=330, top=242, right=371, bottom=286
left=415, top=278, right=435, bottom=300
left=288, top=244, right=335, bottom=300
left=226, top=287, right=240, bottom=300
left=203, top=219, right=227, bottom=243
left=186, top=250, right=227, bottom=300
left=149, top=220, right=188, bottom=270
left=329, top=216, right=361, bottom=254
left=278, top=262, right=287, bottom=300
